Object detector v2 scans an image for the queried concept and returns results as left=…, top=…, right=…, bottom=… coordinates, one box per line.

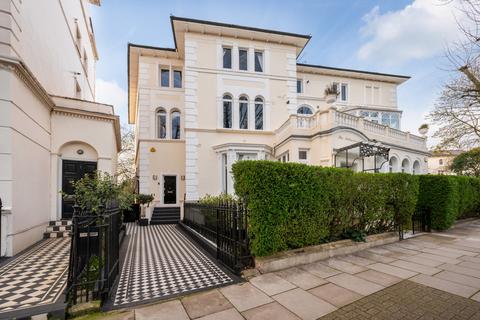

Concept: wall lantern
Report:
left=152, top=175, right=158, bottom=181
left=181, top=175, right=185, bottom=181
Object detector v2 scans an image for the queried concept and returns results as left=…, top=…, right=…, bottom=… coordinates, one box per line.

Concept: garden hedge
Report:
left=232, top=161, right=419, bottom=257
left=416, top=175, right=480, bottom=230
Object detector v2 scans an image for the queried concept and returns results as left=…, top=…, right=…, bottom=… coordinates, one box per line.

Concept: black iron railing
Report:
left=0, top=197, right=2, bottom=258
left=183, top=200, right=252, bottom=274
left=66, top=203, right=121, bottom=306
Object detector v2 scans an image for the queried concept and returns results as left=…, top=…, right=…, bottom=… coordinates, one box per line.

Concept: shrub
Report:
left=451, top=176, right=480, bottom=219
left=199, top=193, right=238, bottom=205
left=232, top=161, right=419, bottom=257
left=416, top=175, right=459, bottom=230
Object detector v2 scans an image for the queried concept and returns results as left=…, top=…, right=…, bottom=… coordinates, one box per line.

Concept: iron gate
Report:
left=183, top=200, right=252, bottom=274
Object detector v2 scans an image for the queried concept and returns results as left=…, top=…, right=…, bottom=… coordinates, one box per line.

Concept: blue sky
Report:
left=91, top=0, right=464, bottom=144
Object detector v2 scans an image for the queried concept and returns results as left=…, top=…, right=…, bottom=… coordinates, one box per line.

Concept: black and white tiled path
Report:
left=0, top=238, right=70, bottom=315
left=113, top=223, right=233, bottom=306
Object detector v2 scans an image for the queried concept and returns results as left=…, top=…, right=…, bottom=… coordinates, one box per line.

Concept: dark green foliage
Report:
left=232, top=161, right=419, bottom=257
left=451, top=148, right=480, bottom=177
left=416, top=175, right=480, bottom=230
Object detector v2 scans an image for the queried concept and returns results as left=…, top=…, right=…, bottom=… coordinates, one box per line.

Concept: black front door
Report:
left=62, top=160, right=97, bottom=219
left=163, top=176, right=177, bottom=204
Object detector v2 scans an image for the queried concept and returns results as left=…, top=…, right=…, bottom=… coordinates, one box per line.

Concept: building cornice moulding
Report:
left=0, top=56, right=55, bottom=110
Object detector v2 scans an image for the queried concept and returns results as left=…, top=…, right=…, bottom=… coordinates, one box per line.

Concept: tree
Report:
left=451, top=147, right=480, bottom=176
left=117, top=125, right=136, bottom=191
left=429, top=0, right=480, bottom=149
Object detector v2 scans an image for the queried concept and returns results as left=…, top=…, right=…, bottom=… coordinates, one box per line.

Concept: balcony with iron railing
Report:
left=275, top=107, right=427, bottom=151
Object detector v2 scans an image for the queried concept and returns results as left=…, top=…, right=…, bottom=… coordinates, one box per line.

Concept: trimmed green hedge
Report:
left=232, top=161, right=419, bottom=257
left=417, top=175, right=480, bottom=230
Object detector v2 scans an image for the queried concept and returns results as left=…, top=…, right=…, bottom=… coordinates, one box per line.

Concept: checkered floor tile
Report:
left=113, top=224, right=233, bottom=306
left=0, top=238, right=70, bottom=314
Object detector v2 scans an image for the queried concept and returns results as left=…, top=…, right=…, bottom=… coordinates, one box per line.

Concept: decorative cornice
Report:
left=0, top=56, right=55, bottom=110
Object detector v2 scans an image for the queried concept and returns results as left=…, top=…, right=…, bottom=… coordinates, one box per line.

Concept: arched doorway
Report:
left=401, top=158, right=410, bottom=173
left=413, top=160, right=421, bottom=175
left=59, top=142, right=98, bottom=219
left=389, top=156, right=399, bottom=173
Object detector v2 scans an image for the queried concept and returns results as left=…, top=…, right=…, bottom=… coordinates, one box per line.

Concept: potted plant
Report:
left=136, top=194, right=154, bottom=226
left=324, top=84, right=339, bottom=104
left=418, top=123, right=429, bottom=136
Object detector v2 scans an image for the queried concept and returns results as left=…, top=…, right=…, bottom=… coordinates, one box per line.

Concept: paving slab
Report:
left=181, top=289, right=232, bottom=319
left=415, top=252, right=462, bottom=264
left=249, top=273, right=296, bottom=296
left=422, top=247, right=464, bottom=258
left=439, top=263, right=480, bottom=278
left=354, top=251, right=395, bottom=263
left=397, top=254, right=443, bottom=267
left=447, top=243, right=480, bottom=253
left=434, top=270, right=480, bottom=289
left=326, top=273, right=384, bottom=295
left=367, top=262, right=418, bottom=279
left=472, top=291, right=480, bottom=302
left=275, top=267, right=327, bottom=290
left=354, top=269, right=402, bottom=287
left=135, top=300, right=189, bottom=320
left=242, top=302, right=300, bottom=320
left=336, top=254, right=375, bottom=266
left=308, top=283, right=363, bottom=307
left=321, top=258, right=367, bottom=274
left=273, top=288, right=337, bottom=320
left=220, top=283, right=273, bottom=312
left=389, top=259, right=442, bottom=275
left=436, top=246, right=478, bottom=257
left=382, top=244, right=420, bottom=256
left=458, top=261, right=480, bottom=270
left=196, top=308, right=244, bottom=320
left=410, top=274, right=479, bottom=298
left=300, top=262, right=342, bottom=279
left=459, top=255, right=480, bottom=263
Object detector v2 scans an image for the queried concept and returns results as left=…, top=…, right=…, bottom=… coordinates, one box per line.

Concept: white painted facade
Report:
left=128, top=17, right=429, bottom=219
left=0, top=0, right=120, bottom=256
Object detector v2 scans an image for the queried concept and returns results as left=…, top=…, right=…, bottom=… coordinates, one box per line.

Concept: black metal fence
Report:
left=0, top=198, right=3, bottom=258
left=183, top=200, right=252, bottom=274
left=66, top=203, right=121, bottom=306
left=398, top=211, right=431, bottom=240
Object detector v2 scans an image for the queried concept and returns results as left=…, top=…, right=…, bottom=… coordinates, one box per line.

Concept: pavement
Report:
left=90, top=219, right=480, bottom=319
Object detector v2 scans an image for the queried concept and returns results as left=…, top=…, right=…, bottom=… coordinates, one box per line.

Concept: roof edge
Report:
left=297, top=63, right=410, bottom=79
left=170, top=15, right=312, bottom=40
left=128, top=42, right=177, bottom=52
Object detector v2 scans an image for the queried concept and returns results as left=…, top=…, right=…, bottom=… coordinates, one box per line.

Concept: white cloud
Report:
left=95, top=78, right=128, bottom=124
left=358, top=0, right=463, bottom=64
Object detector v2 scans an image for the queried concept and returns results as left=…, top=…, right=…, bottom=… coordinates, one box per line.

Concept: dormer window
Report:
left=223, top=47, right=232, bottom=69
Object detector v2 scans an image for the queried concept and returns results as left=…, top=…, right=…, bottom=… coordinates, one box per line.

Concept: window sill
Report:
left=142, top=138, right=186, bottom=143
left=215, top=128, right=274, bottom=135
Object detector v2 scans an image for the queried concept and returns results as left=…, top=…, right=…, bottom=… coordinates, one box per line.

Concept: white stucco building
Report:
left=0, top=0, right=120, bottom=256
left=128, top=17, right=429, bottom=222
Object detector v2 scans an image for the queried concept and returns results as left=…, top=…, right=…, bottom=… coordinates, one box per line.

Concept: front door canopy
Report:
left=334, top=140, right=390, bottom=172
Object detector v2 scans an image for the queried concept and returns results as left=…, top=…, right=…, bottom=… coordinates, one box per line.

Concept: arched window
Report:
left=297, top=105, right=313, bottom=115
left=413, top=160, right=421, bottom=175
left=254, top=97, right=264, bottom=130
left=223, top=94, right=232, bottom=129
left=239, top=96, right=249, bottom=129
left=156, top=108, right=167, bottom=139
left=171, top=110, right=181, bottom=139
left=401, top=158, right=410, bottom=173
left=389, top=156, right=398, bottom=173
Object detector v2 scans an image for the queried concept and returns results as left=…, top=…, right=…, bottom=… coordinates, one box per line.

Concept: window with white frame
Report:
left=297, top=79, right=303, bottom=93
left=254, top=97, right=264, bottom=130
left=381, top=112, right=400, bottom=129
left=222, top=94, right=233, bottom=128
left=360, top=110, right=380, bottom=123
left=156, top=108, right=167, bottom=139
left=171, top=110, right=181, bottom=139
left=298, top=149, right=308, bottom=162
left=239, top=96, right=249, bottom=129
left=333, top=82, right=348, bottom=102
left=239, top=48, right=248, bottom=71
left=365, top=84, right=380, bottom=105
left=278, top=152, right=289, bottom=162
left=254, top=51, right=264, bottom=72
left=173, top=70, right=182, bottom=88
left=297, top=105, right=313, bottom=115
left=221, top=153, right=228, bottom=193
left=223, top=47, right=232, bottom=69
left=160, top=68, right=170, bottom=87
